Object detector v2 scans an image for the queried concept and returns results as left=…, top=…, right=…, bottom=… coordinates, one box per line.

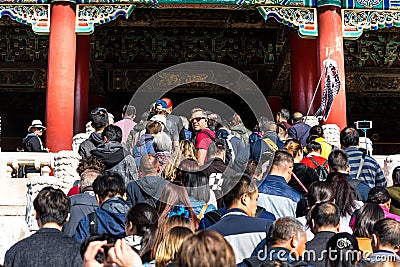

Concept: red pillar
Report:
left=46, top=2, right=76, bottom=152
left=74, top=36, right=90, bottom=135
left=317, top=6, right=347, bottom=129
left=290, top=32, right=318, bottom=115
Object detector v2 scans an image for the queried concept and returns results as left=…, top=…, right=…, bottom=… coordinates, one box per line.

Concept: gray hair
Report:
left=269, top=217, right=306, bottom=245
left=79, top=169, right=102, bottom=189
left=153, top=132, right=172, bottom=152
left=259, top=116, right=276, bottom=133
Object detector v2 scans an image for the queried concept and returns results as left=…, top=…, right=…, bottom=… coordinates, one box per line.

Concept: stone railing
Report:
left=0, top=152, right=54, bottom=178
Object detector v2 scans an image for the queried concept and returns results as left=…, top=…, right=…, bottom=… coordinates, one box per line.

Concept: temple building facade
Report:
left=0, top=0, right=399, bottom=154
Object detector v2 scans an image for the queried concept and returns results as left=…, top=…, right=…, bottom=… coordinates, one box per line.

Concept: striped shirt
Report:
left=345, top=147, right=386, bottom=188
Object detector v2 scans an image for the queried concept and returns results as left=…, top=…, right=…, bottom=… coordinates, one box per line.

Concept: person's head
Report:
left=268, top=217, right=307, bottom=258
left=276, top=123, right=288, bottom=141
left=77, top=156, right=106, bottom=176
left=309, top=125, right=324, bottom=138
left=155, top=226, right=193, bottom=267
left=230, top=113, right=243, bottom=127
left=222, top=174, right=258, bottom=217
left=158, top=182, right=199, bottom=230
left=79, top=169, right=102, bottom=192
left=208, top=113, right=222, bottom=131
left=102, top=125, right=122, bottom=143
left=140, top=154, right=160, bottom=176
left=310, top=202, right=340, bottom=233
left=190, top=108, right=208, bottom=131
left=276, top=109, right=290, bottom=122
left=28, top=119, right=46, bottom=136
left=206, top=139, right=226, bottom=161
left=153, top=132, right=173, bottom=152
left=353, top=203, right=385, bottom=238
left=258, top=117, right=277, bottom=134
left=93, top=173, right=125, bottom=205
left=307, top=181, right=335, bottom=207
left=33, top=186, right=70, bottom=227
left=178, top=140, right=197, bottom=160
left=161, top=98, right=173, bottom=114
left=151, top=215, right=194, bottom=259
left=372, top=218, right=400, bottom=253
left=340, top=127, right=359, bottom=148
left=367, top=186, right=391, bottom=210
left=175, top=159, right=199, bottom=183
left=328, top=150, right=349, bottom=173
left=306, top=141, right=322, bottom=154
left=125, top=203, right=158, bottom=257
left=291, top=112, right=304, bottom=124
left=326, top=173, right=357, bottom=217
left=183, top=171, right=210, bottom=203
left=284, top=139, right=303, bottom=161
left=154, top=99, right=169, bottom=115
left=326, top=233, right=360, bottom=267
left=146, top=121, right=163, bottom=135
left=176, top=230, right=236, bottom=267
left=270, top=150, right=294, bottom=182
left=122, top=105, right=136, bottom=119
left=392, top=166, right=400, bottom=185
left=90, top=107, right=109, bottom=131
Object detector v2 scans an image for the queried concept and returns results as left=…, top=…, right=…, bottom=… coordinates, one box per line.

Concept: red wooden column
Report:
left=74, top=36, right=90, bottom=134
left=290, top=32, right=318, bottom=115
left=317, top=5, right=347, bottom=129
left=46, top=2, right=76, bottom=152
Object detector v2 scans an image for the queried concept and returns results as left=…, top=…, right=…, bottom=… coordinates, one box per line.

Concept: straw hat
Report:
left=28, top=119, right=47, bottom=132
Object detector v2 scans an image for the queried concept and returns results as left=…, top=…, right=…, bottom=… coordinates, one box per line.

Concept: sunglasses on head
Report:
left=90, top=107, right=108, bottom=116
left=190, top=117, right=207, bottom=123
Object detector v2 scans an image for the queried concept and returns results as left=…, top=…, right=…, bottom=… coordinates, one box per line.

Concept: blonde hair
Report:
left=162, top=140, right=198, bottom=181
left=155, top=226, right=193, bottom=267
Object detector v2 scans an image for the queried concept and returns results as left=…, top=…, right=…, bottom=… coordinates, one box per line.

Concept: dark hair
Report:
left=245, top=160, right=258, bottom=177
left=183, top=171, right=210, bottom=203
left=307, top=181, right=335, bottom=207
left=392, top=166, right=400, bottom=185
left=146, top=121, right=163, bottom=135
left=222, top=174, right=257, bottom=208
left=353, top=203, right=385, bottom=238
left=76, top=156, right=106, bottom=176
left=176, top=230, right=236, bottom=267
left=372, top=218, right=400, bottom=248
left=340, top=127, right=359, bottom=148
left=260, top=260, right=293, bottom=267
left=306, top=141, right=322, bottom=153
left=268, top=217, right=305, bottom=246
left=175, top=159, right=199, bottom=183
left=90, top=107, right=108, bottom=130
left=102, top=125, right=122, bottom=143
left=367, top=186, right=390, bottom=204
left=310, top=202, right=340, bottom=228
left=126, top=203, right=158, bottom=259
left=309, top=125, right=324, bottom=137
left=271, top=150, right=294, bottom=170
left=206, top=139, right=226, bottom=159
left=328, top=150, right=349, bottom=172
left=216, top=120, right=231, bottom=131
left=93, top=173, right=126, bottom=199
left=326, top=233, right=359, bottom=267
left=326, top=173, right=357, bottom=217
left=80, top=233, right=117, bottom=263
left=258, top=117, right=276, bottom=133
left=33, top=186, right=70, bottom=225
left=277, top=109, right=290, bottom=120
left=123, top=105, right=136, bottom=117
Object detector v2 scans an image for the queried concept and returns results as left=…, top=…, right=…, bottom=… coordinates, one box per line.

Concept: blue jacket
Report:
left=189, top=197, right=216, bottom=217
left=74, top=197, right=129, bottom=243
left=258, top=174, right=301, bottom=218
left=207, top=208, right=273, bottom=264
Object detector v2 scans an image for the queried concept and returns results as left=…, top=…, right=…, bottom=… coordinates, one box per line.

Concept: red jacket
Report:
left=301, top=155, right=328, bottom=169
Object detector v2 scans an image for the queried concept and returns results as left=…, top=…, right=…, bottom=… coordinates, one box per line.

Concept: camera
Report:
left=355, top=121, right=372, bottom=130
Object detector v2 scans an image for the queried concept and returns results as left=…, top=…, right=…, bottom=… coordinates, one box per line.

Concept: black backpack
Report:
left=204, top=206, right=266, bottom=225
left=309, top=157, right=329, bottom=181
left=203, top=129, right=234, bottom=165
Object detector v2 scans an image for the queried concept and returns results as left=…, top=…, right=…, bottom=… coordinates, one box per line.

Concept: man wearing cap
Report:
left=23, top=119, right=49, bottom=152
left=161, top=98, right=186, bottom=141
left=152, top=99, right=179, bottom=150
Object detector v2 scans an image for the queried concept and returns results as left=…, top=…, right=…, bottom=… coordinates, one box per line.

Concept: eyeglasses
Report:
left=190, top=117, right=207, bottom=123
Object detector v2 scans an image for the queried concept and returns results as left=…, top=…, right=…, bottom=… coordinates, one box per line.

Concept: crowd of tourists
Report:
left=4, top=99, right=400, bottom=267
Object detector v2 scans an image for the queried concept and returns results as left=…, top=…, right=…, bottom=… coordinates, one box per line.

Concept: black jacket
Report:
left=78, top=132, right=103, bottom=158
left=22, top=133, right=47, bottom=152
left=289, top=163, right=320, bottom=194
